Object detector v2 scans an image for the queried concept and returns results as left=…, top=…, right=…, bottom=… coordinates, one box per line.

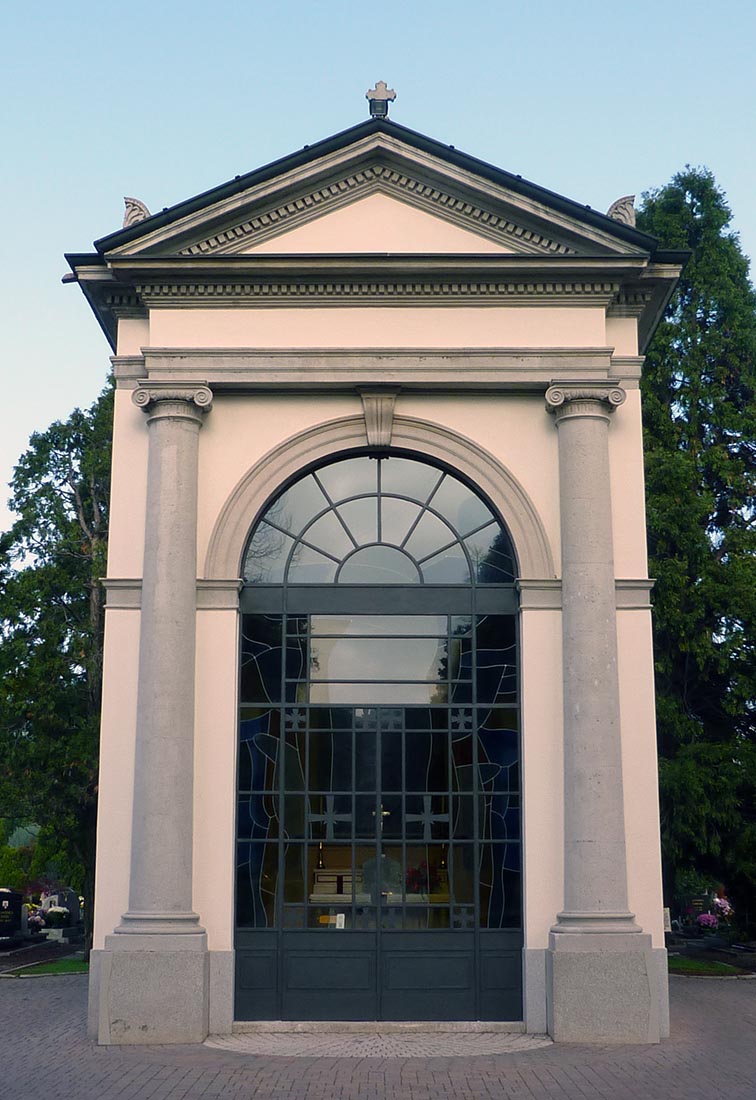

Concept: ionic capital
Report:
left=545, top=381, right=625, bottom=422
left=132, top=380, right=213, bottom=422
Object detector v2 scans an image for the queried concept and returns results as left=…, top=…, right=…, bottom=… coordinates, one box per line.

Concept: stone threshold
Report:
left=232, top=1020, right=527, bottom=1034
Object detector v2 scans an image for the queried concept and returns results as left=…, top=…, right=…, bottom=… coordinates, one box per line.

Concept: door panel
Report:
left=236, top=611, right=522, bottom=1020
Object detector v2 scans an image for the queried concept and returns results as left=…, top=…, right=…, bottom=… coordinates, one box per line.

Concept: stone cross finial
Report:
left=366, top=80, right=396, bottom=118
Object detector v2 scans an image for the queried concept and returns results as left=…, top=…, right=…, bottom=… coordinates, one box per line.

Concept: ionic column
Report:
left=545, top=382, right=639, bottom=934
left=116, top=381, right=213, bottom=936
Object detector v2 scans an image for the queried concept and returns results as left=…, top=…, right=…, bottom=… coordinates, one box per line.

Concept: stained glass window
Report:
left=236, top=455, right=521, bottom=936
left=243, top=456, right=517, bottom=585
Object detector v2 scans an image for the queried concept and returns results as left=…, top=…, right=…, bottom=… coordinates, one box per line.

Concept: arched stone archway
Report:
left=203, top=415, right=556, bottom=583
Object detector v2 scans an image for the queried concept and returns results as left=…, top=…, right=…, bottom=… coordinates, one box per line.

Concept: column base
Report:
left=95, top=931, right=209, bottom=1045
left=547, top=930, right=662, bottom=1044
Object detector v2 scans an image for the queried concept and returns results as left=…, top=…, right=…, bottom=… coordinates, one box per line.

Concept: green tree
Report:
left=637, top=169, right=756, bottom=919
left=0, top=384, right=112, bottom=932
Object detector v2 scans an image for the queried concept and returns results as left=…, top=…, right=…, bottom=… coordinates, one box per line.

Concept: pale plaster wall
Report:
left=148, top=306, right=607, bottom=350
left=242, top=193, right=514, bottom=255
left=196, top=394, right=358, bottom=572
left=520, top=610, right=564, bottom=947
left=107, top=389, right=148, bottom=578
left=98, top=291, right=661, bottom=999
left=397, top=392, right=561, bottom=572
left=92, top=610, right=140, bottom=948
left=116, top=317, right=150, bottom=356
left=111, top=376, right=648, bottom=590
left=608, top=387, right=649, bottom=579
left=617, top=608, right=665, bottom=946
left=606, top=316, right=638, bottom=357
left=194, top=610, right=239, bottom=950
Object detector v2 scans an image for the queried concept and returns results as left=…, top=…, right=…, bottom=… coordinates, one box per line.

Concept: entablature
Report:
left=112, top=346, right=643, bottom=392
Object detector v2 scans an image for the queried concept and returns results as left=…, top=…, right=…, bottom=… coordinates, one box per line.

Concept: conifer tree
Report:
left=0, top=384, right=112, bottom=930
left=638, top=170, right=756, bottom=917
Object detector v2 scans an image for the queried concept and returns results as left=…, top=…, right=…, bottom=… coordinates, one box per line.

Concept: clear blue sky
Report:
left=2, top=0, right=755, bottom=530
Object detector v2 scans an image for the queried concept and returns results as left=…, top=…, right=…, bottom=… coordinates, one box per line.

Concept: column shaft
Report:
left=547, top=384, right=637, bottom=931
left=118, top=384, right=212, bottom=935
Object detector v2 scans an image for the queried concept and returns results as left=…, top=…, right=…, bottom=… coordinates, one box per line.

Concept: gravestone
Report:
left=42, top=887, right=81, bottom=923
left=0, top=889, right=22, bottom=939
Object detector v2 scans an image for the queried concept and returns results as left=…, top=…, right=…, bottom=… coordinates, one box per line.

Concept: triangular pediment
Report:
left=235, top=193, right=516, bottom=255
left=97, top=123, right=655, bottom=262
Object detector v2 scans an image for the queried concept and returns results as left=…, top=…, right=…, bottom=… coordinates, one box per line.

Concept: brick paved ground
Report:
left=1, top=974, right=754, bottom=1100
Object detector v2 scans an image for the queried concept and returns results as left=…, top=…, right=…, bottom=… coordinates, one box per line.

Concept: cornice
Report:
left=607, top=287, right=654, bottom=319
left=130, top=278, right=623, bottom=308
left=103, top=254, right=650, bottom=309
left=608, top=356, right=643, bottom=381
left=111, top=355, right=146, bottom=386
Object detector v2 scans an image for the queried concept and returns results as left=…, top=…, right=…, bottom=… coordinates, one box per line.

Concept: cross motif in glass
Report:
left=285, top=708, right=306, bottom=731
left=452, top=907, right=476, bottom=929
left=406, top=795, right=449, bottom=841
left=451, top=709, right=473, bottom=732
left=379, top=708, right=403, bottom=731
left=355, top=708, right=377, bottom=730
left=310, top=795, right=352, bottom=840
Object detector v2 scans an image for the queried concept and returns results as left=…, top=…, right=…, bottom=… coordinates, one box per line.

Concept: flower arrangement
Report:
left=43, top=905, right=70, bottom=928
left=696, top=912, right=719, bottom=931
left=712, top=896, right=734, bottom=921
left=27, top=905, right=45, bottom=932
left=405, top=861, right=441, bottom=895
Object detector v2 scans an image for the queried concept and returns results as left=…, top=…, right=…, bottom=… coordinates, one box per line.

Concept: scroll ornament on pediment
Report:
left=605, top=195, right=636, bottom=227
left=123, top=197, right=151, bottom=228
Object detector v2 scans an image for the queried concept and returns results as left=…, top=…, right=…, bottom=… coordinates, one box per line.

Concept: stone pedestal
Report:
left=545, top=382, right=662, bottom=1044
left=95, top=383, right=212, bottom=1046
left=547, top=932, right=660, bottom=1043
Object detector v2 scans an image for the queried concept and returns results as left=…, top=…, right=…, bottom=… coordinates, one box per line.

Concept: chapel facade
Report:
left=67, top=96, right=683, bottom=1045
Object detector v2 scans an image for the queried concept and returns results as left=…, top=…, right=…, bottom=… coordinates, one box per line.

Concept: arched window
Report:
left=243, top=455, right=517, bottom=586
left=235, top=454, right=522, bottom=1023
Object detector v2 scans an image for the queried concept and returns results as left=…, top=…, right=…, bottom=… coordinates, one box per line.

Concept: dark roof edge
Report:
left=66, top=252, right=107, bottom=269
left=649, top=249, right=691, bottom=266
left=93, top=118, right=661, bottom=255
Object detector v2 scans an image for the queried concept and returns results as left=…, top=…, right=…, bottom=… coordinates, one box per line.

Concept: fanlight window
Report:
left=243, top=455, right=516, bottom=585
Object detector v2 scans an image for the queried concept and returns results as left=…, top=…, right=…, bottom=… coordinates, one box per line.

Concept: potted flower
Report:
left=696, top=912, right=719, bottom=934
left=27, top=905, right=45, bottom=935
left=43, top=905, right=70, bottom=928
left=712, top=896, right=734, bottom=923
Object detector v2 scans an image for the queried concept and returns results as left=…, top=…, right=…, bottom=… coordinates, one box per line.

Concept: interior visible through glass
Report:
left=237, top=455, right=520, bottom=937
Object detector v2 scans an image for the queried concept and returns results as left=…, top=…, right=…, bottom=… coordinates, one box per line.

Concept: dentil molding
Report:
left=179, top=164, right=578, bottom=258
